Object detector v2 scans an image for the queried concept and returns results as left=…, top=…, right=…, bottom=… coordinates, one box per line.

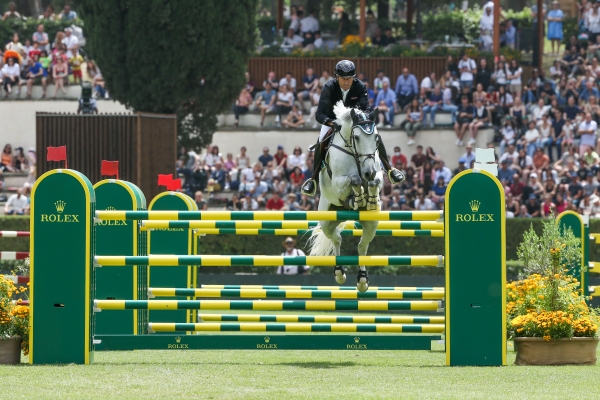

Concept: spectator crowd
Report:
left=0, top=3, right=107, bottom=99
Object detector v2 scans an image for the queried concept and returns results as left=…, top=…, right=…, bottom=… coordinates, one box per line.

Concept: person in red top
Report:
left=274, top=145, right=288, bottom=177
left=509, top=173, right=525, bottom=197
left=289, top=166, right=305, bottom=192
left=391, top=146, right=407, bottom=170
left=266, top=192, right=284, bottom=210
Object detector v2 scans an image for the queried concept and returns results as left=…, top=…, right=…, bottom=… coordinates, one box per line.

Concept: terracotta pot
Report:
left=514, top=337, right=599, bottom=366
left=0, top=336, right=22, bottom=365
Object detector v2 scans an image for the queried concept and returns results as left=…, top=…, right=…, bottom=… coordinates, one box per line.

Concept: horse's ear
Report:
left=368, top=108, right=378, bottom=122
left=350, top=109, right=357, bottom=123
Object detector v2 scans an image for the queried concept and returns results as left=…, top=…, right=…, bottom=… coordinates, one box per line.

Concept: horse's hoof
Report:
left=335, top=271, right=347, bottom=284
left=357, top=280, right=369, bottom=292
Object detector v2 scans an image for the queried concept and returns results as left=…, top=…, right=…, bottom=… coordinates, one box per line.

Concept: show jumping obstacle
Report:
left=0, top=231, right=30, bottom=260
left=29, top=168, right=506, bottom=366
left=556, top=211, right=600, bottom=298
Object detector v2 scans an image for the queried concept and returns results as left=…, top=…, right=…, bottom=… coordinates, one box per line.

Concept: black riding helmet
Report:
left=335, top=60, right=356, bottom=77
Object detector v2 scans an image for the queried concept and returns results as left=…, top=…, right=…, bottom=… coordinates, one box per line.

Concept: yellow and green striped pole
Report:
left=94, top=299, right=443, bottom=311
left=147, top=322, right=446, bottom=333
left=191, top=228, right=444, bottom=237
left=140, top=220, right=444, bottom=230
left=94, top=255, right=444, bottom=267
left=200, top=285, right=445, bottom=291
left=196, top=314, right=445, bottom=324
left=147, top=288, right=445, bottom=300
left=97, top=210, right=443, bottom=221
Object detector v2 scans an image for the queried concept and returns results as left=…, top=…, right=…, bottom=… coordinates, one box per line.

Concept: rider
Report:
left=301, top=60, right=405, bottom=196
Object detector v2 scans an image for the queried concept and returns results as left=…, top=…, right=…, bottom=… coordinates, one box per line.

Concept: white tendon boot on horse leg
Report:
left=356, top=220, right=378, bottom=292
left=366, top=178, right=382, bottom=211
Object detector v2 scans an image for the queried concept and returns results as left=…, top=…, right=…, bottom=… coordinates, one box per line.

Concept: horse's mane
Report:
left=333, top=101, right=353, bottom=124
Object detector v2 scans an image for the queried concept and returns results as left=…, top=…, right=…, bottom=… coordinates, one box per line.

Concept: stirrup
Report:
left=301, top=179, right=317, bottom=196
left=388, top=168, right=406, bottom=185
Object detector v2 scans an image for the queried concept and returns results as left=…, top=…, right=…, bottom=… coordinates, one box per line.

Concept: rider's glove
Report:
left=332, top=122, right=342, bottom=132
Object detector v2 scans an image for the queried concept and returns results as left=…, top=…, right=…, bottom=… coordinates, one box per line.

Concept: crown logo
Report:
left=106, top=206, right=117, bottom=211
left=55, top=200, right=66, bottom=213
left=264, top=337, right=270, bottom=343
left=469, top=200, right=481, bottom=213
left=175, top=336, right=181, bottom=343
left=354, top=337, right=360, bottom=343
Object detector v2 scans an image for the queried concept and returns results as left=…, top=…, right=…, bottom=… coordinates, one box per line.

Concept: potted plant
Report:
left=0, top=274, right=29, bottom=364
left=508, top=215, right=600, bottom=365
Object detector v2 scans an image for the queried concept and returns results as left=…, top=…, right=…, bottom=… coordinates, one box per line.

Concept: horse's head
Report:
left=333, top=101, right=380, bottom=182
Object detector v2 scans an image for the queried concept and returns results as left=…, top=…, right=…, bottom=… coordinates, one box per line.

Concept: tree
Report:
left=80, top=0, right=258, bottom=151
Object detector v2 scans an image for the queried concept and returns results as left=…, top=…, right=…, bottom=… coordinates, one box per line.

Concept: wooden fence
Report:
left=248, top=57, right=447, bottom=88
left=36, top=112, right=177, bottom=200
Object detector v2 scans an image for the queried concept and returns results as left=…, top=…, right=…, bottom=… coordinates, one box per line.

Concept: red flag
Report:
left=47, top=146, right=67, bottom=168
left=101, top=161, right=119, bottom=179
left=167, top=178, right=182, bottom=191
left=158, top=174, right=173, bottom=187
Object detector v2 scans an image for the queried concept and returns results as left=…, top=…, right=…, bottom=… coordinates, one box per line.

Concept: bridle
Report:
left=329, top=110, right=380, bottom=184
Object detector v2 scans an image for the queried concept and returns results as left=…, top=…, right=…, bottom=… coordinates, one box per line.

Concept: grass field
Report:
left=1, top=343, right=598, bottom=399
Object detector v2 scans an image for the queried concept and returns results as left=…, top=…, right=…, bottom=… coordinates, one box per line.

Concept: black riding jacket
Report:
left=315, top=78, right=371, bottom=126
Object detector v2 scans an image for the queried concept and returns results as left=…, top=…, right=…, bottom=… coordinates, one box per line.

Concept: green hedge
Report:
left=0, top=18, right=84, bottom=51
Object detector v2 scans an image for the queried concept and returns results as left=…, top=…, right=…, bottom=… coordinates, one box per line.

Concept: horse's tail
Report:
left=306, top=221, right=357, bottom=256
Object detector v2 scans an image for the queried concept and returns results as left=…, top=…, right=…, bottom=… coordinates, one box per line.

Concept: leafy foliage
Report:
left=517, top=216, right=580, bottom=277
left=0, top=17, right=83, bottom=49
left=0, top=275, right=29, bottom=355
left=508, top=215, right=600, bottom=341
left=80, top=0, right=258, bottom=151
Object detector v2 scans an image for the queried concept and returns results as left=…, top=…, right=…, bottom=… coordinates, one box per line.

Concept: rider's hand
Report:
left=332, top=122, right=342, bottom=132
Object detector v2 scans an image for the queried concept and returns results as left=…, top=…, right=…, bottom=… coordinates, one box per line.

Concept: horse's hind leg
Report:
left=320, top=220, right=345, bottom=284
left=356, top=221, right=378, bottom=292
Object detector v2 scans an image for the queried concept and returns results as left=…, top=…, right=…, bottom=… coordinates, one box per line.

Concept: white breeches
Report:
left=319, top=124, right=330, bottom=141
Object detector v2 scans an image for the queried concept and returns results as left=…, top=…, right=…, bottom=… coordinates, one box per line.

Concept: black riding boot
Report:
left=378, top=140, right=405, bottom=184
left=301, top=140, right=327, bottom=196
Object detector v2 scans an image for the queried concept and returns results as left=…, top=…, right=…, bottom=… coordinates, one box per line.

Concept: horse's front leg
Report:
left=320, top=220, right=345, bottom=284
left=356, top=220, right=378, bottom=292
left=333, top=174, right=365, bottom=210
left=366, top=175, right=383, bottom=211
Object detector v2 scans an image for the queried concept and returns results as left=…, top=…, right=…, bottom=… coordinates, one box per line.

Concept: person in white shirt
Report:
left=4, top=189, right=28, bottom=215
left=531, top=99, right=550, bottom=124
left=522, top=120, right=541, bottom=157
left=278, top=73, right=297, bottom=93
left=479, top=6, right=494, bottom=51
left=458, top=54, right=477, bottom=89
left=414, top=192, right=436, bottom=210
left=62, top=27, right=79, bottom=59
left=2, top=57, right=20, bottom=96
left=499, top=143, right=520, bottom=169
left=277, top=237, right=308, bottom=274
left=508, top=59, right=523, bottom=98
left=287, top=146, right=307, bottom=170
left=420, top=72, right=436, bottom=95
left=499, top=119, right=516, bottom=156
left=578, top=112, right=598, bottom=156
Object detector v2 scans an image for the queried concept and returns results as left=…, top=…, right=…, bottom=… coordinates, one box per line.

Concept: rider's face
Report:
left=337, top=75, right=353, bottom=91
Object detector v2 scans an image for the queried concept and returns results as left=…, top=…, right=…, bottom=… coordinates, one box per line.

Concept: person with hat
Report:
left=283, top=193, right=301, bottom=211
left=300, top=59, right=405, bottom=196
left=277, top=237, right=308, bottom=275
